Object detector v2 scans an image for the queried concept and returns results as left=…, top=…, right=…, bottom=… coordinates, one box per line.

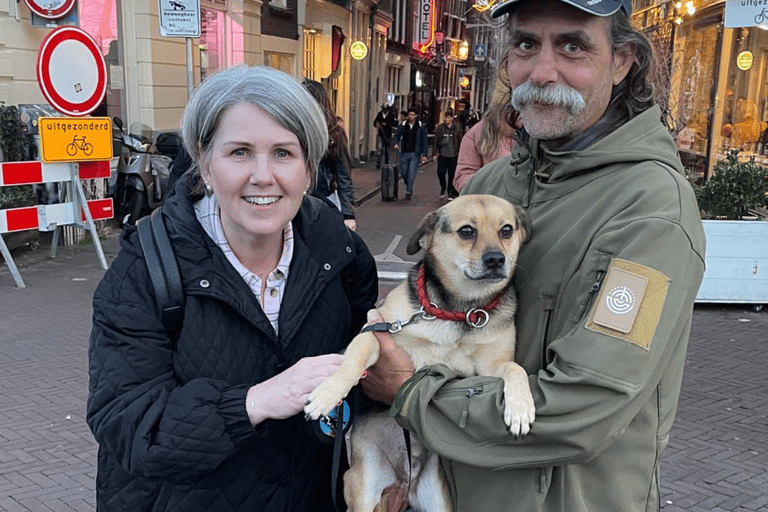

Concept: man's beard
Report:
left=511, top=82, right=586, bottom=140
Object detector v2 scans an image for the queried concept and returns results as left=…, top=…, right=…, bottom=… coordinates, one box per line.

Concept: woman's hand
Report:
left=246, top=353, right=344, bottom=426
left=344, top=219, right=357, bottom=231
left=359, top=309, right=415, bottom=405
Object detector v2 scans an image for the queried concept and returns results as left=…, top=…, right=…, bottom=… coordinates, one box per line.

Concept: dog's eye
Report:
left=458, top=225, right=475, bottom=239
left=500, top=225, right=514, bottom=238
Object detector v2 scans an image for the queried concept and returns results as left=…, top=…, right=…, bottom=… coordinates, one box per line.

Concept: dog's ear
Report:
left=407, top=210, right=441, bottom=254
left=516, top=206, right=532, bottom=244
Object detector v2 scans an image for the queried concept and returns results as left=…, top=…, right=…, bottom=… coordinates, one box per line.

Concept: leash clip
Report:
left=466, top=308, right=490, bottom=328
left=388, top=303, right=438, bottom=333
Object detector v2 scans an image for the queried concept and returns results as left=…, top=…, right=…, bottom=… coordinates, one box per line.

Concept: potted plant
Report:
left=694, top=149, right=768, bottom=308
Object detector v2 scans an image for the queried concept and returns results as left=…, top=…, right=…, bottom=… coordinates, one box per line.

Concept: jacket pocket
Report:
left=434, top=384, right=485, bottom=429
left=572, top=252, right=613, bottom=324
left=538, top=466, right=553, bottom=494
left=431, top=377, right=510, bottom=441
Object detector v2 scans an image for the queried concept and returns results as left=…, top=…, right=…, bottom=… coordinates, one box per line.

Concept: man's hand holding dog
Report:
left=360, top=309, right=415, bottom=405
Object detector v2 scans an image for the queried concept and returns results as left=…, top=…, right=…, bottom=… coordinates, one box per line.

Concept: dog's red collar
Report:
left=417, top=265, right=504, bottom=328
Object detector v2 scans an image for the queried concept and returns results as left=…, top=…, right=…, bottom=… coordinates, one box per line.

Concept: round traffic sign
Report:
left=24, top=0, right=76, bottom=19
left=36, top=27, right=107, bottom=117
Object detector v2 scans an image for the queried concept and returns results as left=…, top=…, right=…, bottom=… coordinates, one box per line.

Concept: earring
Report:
left=205, top=182, right=213, bottom=195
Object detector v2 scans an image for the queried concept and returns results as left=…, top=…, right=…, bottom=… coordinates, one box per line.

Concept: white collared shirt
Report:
left=194, top=193, right=294, bottom=335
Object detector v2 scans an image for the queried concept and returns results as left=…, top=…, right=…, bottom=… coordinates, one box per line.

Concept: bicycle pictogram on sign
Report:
left=66, top=135, right=94, bottom=157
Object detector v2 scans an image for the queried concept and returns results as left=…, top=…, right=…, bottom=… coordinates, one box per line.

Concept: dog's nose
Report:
left=483, top=251, right=506, bottom=269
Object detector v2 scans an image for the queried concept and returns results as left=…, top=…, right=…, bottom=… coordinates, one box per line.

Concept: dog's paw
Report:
left=303, top=379, right=348, bottom=421
left=503, top=392, right=536, bottom=437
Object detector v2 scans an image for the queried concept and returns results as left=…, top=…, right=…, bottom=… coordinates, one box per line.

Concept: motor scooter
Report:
left=111, top=117, right=173, bottom=226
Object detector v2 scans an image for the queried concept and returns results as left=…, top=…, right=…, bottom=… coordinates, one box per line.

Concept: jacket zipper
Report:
left=541, top=297, right=555, bottom=370
left=434, top=385, right=485, bottom=428
left=573, top=270, right=606, bottom=323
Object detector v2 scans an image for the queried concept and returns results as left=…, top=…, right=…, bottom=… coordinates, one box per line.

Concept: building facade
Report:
left=634, top=0, right=768, bottom=179
left=0, top=0, right=394, bottom=160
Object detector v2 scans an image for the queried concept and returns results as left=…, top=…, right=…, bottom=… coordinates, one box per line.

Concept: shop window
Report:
left=715, top=27, right=768, bottom=163
left=672, top=18, right=719, bottom=177
left=303, top=30, right=319, bottom=80
left=78, top=0, right=120, bottom=119
left=200, top=7, right=225, bottom=81
left=265, top=52, right=294, bottom=74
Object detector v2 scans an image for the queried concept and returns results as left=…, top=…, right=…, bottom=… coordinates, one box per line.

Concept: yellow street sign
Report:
left=350, top=41, right=368, bottom=60
left=39, top=117, right=113, bottom=163
left=737, top=51, right=753, bottom=71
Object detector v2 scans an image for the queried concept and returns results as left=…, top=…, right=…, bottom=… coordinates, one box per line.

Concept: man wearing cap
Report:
left=360, top=1, right=706, bottom=511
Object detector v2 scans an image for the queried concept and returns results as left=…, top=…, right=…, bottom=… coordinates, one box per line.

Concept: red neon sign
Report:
left=418, top=0, right=437, bottom=53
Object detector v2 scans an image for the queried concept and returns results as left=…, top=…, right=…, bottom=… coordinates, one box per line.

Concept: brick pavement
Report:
left=660, top=306, right=768, bottom=512
left=1, top=167, right=767, bottom=510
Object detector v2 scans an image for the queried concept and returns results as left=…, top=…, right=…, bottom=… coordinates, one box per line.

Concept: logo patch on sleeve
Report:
left=586, top=259, right=670, bottom=350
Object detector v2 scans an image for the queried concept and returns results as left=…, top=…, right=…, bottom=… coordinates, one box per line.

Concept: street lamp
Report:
left=459, top=41, right=469, bottom=60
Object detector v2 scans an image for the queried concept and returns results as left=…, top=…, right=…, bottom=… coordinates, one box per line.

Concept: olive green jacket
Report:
left=393, top=106, right=706, bottom=512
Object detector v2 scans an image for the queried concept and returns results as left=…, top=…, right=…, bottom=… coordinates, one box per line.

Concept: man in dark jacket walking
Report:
left=392, top=108, right=428, bottom=201
left=432, top=108, right=462, bottom=199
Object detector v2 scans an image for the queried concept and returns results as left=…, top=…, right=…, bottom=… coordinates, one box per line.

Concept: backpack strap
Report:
left=137, top=207, right=184, bottom=334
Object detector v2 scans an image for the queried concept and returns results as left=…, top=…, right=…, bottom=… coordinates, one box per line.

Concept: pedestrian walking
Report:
left=361, top=1, right=706, bottom=511
left=458, top=99, right=472, bottom=134
left=432, top=108, right=462, bottom=199
left=392, top=107, right=428, bottom=201
left=86, top=65, right=378, bottom=512
left=373, top=103, right=397, bottom=168
left=302, top=78, right=358, bottom=231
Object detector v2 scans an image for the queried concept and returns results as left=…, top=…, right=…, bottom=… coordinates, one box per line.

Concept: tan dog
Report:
left=304, top=194, right=536, bottom=512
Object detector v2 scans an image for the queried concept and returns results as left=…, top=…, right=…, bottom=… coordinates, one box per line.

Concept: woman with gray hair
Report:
left=87, top=65, right=378, bottom=512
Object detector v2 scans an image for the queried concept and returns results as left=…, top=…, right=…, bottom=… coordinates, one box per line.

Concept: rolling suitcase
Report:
left=381, top=164, right=399, bottom=201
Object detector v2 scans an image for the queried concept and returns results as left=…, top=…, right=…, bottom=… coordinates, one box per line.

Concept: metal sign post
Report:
left=158, top=0, right=201, bottom=98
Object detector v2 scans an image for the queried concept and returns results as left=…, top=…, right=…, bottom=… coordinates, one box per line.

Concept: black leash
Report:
left=331, top=403, right=345, bottom=512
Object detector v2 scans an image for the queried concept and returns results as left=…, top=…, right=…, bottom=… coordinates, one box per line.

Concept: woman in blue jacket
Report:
left=87, top=66, right=378, bottom=511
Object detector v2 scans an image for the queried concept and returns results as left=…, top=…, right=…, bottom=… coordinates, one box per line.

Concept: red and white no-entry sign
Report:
left=36, top=26, right=107, bottom=117
left=24, top=0, right=77, bottom=19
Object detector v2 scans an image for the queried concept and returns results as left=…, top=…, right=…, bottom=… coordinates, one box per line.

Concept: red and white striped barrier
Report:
left=0, top=160, right=109, bottom=186
left=0, top=160, right=112, bottom=288
left=0, top=198, right=113, bottom=234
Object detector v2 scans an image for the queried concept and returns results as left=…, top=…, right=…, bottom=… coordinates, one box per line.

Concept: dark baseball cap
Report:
left=491, top=0, right=632, bottom=18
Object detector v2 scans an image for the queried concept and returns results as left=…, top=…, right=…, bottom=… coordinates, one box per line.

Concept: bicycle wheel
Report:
left=83, top=143, right=93, bottom=156
left=66, top=143, right=77, bottom=156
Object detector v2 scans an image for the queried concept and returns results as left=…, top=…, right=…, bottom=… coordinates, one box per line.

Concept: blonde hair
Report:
left=477, top=56, right=518, bottom=159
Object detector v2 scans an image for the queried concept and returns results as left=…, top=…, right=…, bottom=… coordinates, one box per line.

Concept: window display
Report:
left=670, top=6, right=768, bottom=177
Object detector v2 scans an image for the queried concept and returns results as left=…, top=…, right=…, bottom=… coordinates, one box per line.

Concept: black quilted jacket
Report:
left=87, top=177, right=378, bottom=511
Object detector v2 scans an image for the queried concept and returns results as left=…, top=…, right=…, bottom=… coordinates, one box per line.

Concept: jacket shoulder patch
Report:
left=586, top=259, right=669, bottom=350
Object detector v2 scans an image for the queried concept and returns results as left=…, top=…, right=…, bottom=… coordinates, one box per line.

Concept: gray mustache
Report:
left=511, top=82, right=586, bottom=115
